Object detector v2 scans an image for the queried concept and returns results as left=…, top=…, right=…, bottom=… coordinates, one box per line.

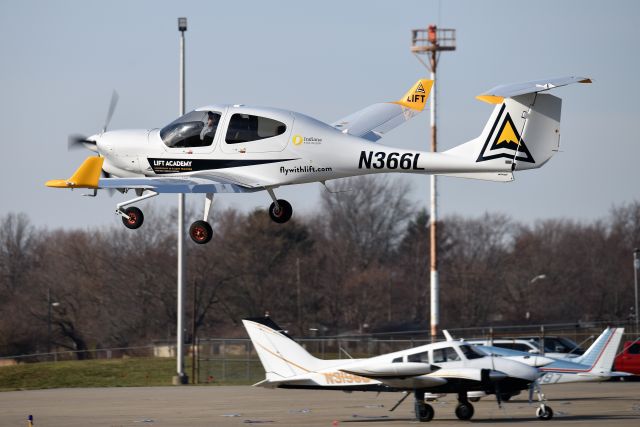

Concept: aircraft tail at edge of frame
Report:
left=242, top=317, right=324, bottom=381
left=573, top=327, right=624, bottom=373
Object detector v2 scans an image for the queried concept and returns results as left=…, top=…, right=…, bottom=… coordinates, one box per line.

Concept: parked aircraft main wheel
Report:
left=536, top=405, right=553, bottom=420
left=122, top=207, right=144, bottom=229
left=415, top=402, right=434, bottom=422
left=189, top=220, right=213, bottom=244
left=469, top=397, right=481, bottom=403
left=455, top=402, right=474, bottom=420
left=268, top=199, right=293, bottom=224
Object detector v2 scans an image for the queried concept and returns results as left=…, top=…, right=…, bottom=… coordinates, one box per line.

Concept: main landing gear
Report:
left=413, top=391, right=434, bottom=422
left=267, top=189, right=292, bottom=224
left=115, top=189, right=293, bottom=245
left=455, top=392, right=475, bottom=421
left=410, top=391, right=475, bottom=422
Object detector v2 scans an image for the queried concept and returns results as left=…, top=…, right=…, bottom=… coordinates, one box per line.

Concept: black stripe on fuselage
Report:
left=148, top=158, right=298, bottom=174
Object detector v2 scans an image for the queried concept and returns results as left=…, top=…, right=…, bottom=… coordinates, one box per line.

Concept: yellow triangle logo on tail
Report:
left=393, top=79, right=433, bottom=111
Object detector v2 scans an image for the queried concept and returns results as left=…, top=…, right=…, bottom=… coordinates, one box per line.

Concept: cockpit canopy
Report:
left=160, top=110, right=221, bottom=148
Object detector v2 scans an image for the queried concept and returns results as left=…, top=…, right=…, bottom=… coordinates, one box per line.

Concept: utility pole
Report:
left=173, top=16, right=188, bottom=385
left=411, top=26, right=456, bottom=342
left=634, top=248, right=639, bottom=334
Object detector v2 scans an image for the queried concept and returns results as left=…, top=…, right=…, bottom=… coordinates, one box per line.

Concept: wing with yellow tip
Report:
left=332, top=79, right=433, bottom=142
left=46, top=156, right=104, bottom=189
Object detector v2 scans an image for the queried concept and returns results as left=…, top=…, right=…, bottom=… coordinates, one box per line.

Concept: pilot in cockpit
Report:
left=200, top=111, right=219, bottom=141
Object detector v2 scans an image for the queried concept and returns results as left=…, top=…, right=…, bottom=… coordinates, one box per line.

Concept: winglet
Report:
left=46, top=156, right=104, bottom=189
left=393, top=79, right=433, bottom=111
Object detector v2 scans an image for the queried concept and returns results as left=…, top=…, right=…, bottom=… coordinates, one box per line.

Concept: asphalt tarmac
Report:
left=1, top=382, right=639, bottom=426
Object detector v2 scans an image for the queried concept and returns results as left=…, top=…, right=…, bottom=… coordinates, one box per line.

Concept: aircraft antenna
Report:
left=410, top=26, right=456, bottom=342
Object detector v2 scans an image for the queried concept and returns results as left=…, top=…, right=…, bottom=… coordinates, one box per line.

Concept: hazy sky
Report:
left=1, top=0, right=638, bottom=230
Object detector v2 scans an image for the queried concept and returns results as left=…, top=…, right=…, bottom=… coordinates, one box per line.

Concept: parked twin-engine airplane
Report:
left=47, top=76, right=590, bottom=244
left=243, top=317, right=553, bottom=422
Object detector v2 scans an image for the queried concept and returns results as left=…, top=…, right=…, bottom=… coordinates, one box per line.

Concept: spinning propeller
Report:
left=67, top=90, right=119, bottom=151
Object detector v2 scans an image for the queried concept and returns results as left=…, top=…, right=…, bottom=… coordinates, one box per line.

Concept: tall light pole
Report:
left=411, top=26, right=456, bottom=341
left=174, top=16, right=188, bottom=385
left=634, top=248, right=639, bottom=334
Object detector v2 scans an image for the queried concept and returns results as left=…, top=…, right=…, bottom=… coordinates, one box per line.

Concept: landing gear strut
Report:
left=189, top=193, right=214, bottom=245
left=414, top=391, right=434, bottom=422
left=455, top=392, right=475, bottom=420
left=532, top=381, right=553, bottom=420
left=115, top=190, right=158, bottom=230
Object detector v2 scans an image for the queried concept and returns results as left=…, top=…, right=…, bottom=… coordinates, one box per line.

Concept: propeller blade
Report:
left=67, top=134, right=96, bottom=151
left=102, top=90, right=119, bottom=133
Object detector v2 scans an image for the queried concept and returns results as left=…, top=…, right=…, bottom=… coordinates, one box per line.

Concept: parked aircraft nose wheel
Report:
left=268, top=199, right=293, bottom=224
left=189, top=220, right=213, bottom=244
left=415, top=401, right=434, bottom=422
left=536, top=405, right=553, bottom=420
left=122, top=207, right=144, bottom=229
left=455, top=402, right=474, bottom=420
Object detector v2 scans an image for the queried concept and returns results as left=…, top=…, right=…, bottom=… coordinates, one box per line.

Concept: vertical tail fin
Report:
left=444, top=93, right=562, bottom=179
left=242, top=318, right=323, bottom=381
left=573, top=327, right=624, bottom=373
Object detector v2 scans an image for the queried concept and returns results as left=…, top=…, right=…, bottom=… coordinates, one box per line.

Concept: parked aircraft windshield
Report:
left=459, top=345, right=484, bottom=360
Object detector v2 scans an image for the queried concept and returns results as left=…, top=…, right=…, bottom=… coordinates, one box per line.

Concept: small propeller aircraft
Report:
left=444, top=327, right=627, bottom=405
left=47, top=76, right=590, bottom=244
left=242, top=317, right=551, bottom=422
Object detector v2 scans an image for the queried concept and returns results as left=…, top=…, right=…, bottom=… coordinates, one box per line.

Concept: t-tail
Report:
left=442, top=76, right=591, bottom=182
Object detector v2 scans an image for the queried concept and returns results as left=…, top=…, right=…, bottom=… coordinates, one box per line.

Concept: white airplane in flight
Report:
left=242, top=317, right=553, bottom=422
left=47, top=76, right=589, bottom=244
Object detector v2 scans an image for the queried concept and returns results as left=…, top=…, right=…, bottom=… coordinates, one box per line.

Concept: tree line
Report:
left=1, top=176, right=639, bottom=357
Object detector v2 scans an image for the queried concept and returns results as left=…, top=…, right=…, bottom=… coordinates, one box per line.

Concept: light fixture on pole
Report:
left=173, top=16, right=188, bottom=385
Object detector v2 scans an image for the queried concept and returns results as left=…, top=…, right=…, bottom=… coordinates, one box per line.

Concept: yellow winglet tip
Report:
left=45, top=179, right=72, bottom=188
left=476, top=95, right=504, bottom=104
left=394, top=79, right=434, bottom=111
left=46, top=156, right=104, bottom=189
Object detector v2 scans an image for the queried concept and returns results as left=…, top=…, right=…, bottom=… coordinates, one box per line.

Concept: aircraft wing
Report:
left=332, top=79, right=432, bottom=142
left=97, top=175, right=261, bottom=194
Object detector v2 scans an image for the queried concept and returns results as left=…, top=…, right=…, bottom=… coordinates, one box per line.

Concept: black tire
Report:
left=468, top=397, right=481, bottom=403
left=122, top=207, right=144, bottom=229
left=189, top=220, right=213, bottom=244
left=455, top=402, right=475, bottom=420
left=268, top=199, right=293, bottom=224
left=415, top=402, right=434, bottom=422
left=536, top=405, right=553, bottom=420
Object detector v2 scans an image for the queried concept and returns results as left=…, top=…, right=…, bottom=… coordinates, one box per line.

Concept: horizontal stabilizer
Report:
left=476, top=75, right=591, bottom=104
